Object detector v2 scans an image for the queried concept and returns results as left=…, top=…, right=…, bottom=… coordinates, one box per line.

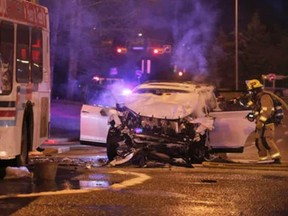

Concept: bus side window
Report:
left=16, top=25, right=30, bottom=83
left=0, top=21, right=13, bottom=95
left=31, top=28, right=43, bottom=83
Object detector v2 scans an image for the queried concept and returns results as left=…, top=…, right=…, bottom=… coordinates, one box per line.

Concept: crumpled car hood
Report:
left=124, top=93, right=205, bottom=119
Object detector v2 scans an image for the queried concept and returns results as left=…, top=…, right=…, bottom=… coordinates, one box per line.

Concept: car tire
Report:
left=106, top=127, right=122, bottom=161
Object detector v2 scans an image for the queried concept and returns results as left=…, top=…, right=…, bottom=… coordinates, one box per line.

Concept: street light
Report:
left=235, top=0, right=239, bottom=90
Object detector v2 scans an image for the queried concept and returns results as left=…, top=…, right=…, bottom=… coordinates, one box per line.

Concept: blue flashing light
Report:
left=134, top=128, right=143, bottom=134
left=122, top=88, right=132, bottom=96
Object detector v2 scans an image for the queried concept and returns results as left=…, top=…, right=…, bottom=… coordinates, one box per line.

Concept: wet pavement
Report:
left=0, top=158, right=130, bottom=199
left=1, top=141, right=288, bottom=200
left=19, top=102, right=287, bottom=197
left=2, top=99, right=288, bottom=198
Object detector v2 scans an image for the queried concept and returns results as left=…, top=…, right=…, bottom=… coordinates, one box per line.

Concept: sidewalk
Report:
left=31, top=138, right=108, bottom=168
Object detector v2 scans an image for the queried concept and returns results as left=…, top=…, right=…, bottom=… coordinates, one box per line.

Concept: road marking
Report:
left=110, top=170, right=151, bottom=190
left=0, top=170, right=151, bottom=199
left=202, top=161, right=288, bottom=170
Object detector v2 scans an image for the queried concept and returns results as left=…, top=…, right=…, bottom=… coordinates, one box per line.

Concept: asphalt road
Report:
left=1, top=164, right=288, bottom=216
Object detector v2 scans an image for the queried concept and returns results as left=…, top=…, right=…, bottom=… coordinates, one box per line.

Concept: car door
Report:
left=80, top=104, right=111, bottom=145
left=208, top=110, right=255, bottom=153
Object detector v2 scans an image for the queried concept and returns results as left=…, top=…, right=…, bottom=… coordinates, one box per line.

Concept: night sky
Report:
left=220, top=0, right=288, bottom=31
left=39, top=0, right=288, bottom=97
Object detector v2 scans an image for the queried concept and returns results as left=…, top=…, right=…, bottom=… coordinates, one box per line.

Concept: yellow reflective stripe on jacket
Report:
left=259, top=116, right=267, bottom=122
left=271, top=152, right=281, bottom=159
left=247, top=101, right=253, bottom=107
left=259, top=156, right=269, bottom=161
left=259, top=94, right=274, bottom=122
left=262, top=107, right=268, bottom=111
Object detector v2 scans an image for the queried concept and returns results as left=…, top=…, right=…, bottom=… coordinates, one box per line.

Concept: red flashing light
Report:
left=153, top=49, right=159, bottom=54
left=153, top=48, right=164, bottom=54
left=268, top=73, right=276, bottom=81
left=116, top=47, right=127, bottom=54
left=92, top=76, right=100, bottom=81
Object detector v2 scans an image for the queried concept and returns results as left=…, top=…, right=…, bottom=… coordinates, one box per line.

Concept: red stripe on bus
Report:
left=0, top=110, right=16, bottom=117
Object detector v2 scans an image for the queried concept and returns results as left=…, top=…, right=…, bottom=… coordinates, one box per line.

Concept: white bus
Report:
left=0, top=0, right=50, bottom=166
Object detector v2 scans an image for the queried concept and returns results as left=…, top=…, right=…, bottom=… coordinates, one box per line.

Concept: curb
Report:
left=43, top=137, right=79, bottom=145
left=40, top=137, right=80, bottom=154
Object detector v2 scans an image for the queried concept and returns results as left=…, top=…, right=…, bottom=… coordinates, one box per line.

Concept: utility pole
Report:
left=235, top=0, right=239, bottom=90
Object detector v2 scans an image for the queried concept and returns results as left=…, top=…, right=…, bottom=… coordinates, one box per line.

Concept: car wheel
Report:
left=106, top=127, right=122, bottom=161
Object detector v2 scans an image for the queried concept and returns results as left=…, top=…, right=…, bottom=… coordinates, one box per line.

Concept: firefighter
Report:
left=245, top=79, right=281, bottom=164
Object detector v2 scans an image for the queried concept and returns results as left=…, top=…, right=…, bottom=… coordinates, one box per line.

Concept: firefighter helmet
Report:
left=245, top=79, right=263, bottom=91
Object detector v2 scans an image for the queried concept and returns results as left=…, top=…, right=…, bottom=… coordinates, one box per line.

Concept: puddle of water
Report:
left=79, top=180, right=110, bottom=189
left=0, top=161, right=119, bottom=199
left=18, top=178, right=111, bottom=194
left=33, top=165, right=113, bottom=190
left=0, top=170, right=112, bottom=196
left=74, top=172, right=112, bottom=189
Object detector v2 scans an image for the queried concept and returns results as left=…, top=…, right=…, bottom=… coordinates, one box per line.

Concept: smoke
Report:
left=86, top=79, right=134, bottom=107
left=41, top=0, right=221, bottom=100
left=171, top=1, right=219, bottom=77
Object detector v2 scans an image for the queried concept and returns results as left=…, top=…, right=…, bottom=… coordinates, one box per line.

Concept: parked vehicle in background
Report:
left=80, top=81, right=254, bottom=166
left=261, top=73, right=288, bottom=98
left=0, top=0, right=50, bottom=166
left=214, top=89, right=250, bottom=111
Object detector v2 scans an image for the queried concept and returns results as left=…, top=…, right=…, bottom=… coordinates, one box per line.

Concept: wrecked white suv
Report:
left=80, top=81, right=254, bottom=166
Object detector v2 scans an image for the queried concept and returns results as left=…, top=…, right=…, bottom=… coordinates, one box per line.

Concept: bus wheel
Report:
left=16, top=102, right=34, bottom=166
left=16, top=124, right=29, bottom=166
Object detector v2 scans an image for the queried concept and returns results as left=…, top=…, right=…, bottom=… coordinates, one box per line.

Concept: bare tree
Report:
left=66, top=0, right=82, bottom=99
left=49, top=0, right=62, bottom=93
